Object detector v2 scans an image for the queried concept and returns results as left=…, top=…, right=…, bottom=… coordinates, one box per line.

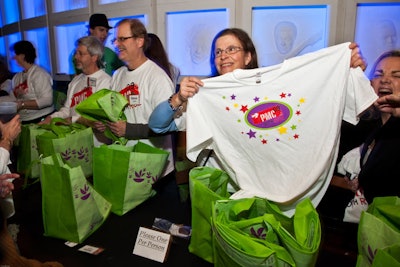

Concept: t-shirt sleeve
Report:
left=343, top=68, right=377, bottom=125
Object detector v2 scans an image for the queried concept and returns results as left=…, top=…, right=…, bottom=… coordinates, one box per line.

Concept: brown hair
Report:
left=145, top=33, right=173, bottom=81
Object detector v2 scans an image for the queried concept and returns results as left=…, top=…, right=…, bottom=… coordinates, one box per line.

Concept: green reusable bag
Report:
left=41, top=153, right=111, bottom=243
left=188, top=167, right=231, bottom=263
left=356, top=196, right=400, bottom=267
left=75, top=88, right=128, bottom=144
left=212, top=197, right=320, bottom=267
left=17, top=124, right=49, bottom=178
left=36, top=119, right=94, bottom=178
left=93, top=141, right=169, bottom=216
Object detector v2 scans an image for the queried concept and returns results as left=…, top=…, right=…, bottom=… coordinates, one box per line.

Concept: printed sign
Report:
left=132, top=227, right=171, bottom=263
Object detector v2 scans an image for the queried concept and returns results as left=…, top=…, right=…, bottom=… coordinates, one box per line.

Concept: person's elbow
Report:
left=148, top=120, right=173, bottom=134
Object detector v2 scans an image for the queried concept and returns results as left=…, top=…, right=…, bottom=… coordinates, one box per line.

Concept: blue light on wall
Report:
left=22, top=0, right=46, bottom=19
left=52, top=0, right=88, bottom=13
left=3, top=0, right=20, bottom=24
left=99, top=0, right=126, bottom=4
left=25, top=28, right=51, bottom=73
left=54, top=22, right=87, bottom=74
left=7, top=33, right=23, bottom=73
left=0, top=37, right=5, bottom=57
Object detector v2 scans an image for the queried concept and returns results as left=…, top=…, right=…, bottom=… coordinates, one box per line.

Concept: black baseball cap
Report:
left=89, top=13, right=112, bottom=29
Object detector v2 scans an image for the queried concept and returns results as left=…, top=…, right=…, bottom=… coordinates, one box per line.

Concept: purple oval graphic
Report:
left=245, top=102, right=292, bottom=129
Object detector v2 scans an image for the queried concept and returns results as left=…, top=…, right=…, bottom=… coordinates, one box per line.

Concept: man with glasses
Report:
left=108, top=18, right=176, bottom=179
left=41, top=36, right=112, bottom=146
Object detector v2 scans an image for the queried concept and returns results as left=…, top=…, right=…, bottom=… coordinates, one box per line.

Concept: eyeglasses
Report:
left=214, top=46, right=243, bottom=58
left=74, top=50, right=90, bottom=57
left=111, top=36, right=135, bottom=43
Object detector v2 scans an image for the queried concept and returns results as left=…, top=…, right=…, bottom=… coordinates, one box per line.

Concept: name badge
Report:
left=129, top=94, right=140, bottom=106
left=88, top=77, right=97, bottom=87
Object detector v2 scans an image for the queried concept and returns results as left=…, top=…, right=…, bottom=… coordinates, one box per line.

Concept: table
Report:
left=10, top=176, right=213, bottom=267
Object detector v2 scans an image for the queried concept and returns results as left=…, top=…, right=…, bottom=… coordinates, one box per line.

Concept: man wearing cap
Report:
left=72, top=13, right=124, bottom=76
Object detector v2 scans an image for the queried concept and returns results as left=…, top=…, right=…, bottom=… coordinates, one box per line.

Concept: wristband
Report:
left=18, top=101, right=25, bottom=109
left=168, top=95, right=183, bottom=112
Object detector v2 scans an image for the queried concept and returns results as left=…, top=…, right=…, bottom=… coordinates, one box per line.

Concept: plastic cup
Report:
left=0, top=102, right=17, bottom=123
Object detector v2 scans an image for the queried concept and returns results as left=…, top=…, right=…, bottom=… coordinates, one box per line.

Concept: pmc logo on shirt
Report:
left=245, top=101, right=292, bottom=129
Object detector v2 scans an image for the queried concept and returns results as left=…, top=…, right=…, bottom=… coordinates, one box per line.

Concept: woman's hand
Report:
left=170, top=77, right=203, bottom=108
left=179, top=77, right=203, bottom=100
left=349, top=42, right=367, bottom=71
left=344, top=176, right=359, bottom=193
left=0, top=173, right=19, bottom=198
left=0, top=115, right=21, bottom=143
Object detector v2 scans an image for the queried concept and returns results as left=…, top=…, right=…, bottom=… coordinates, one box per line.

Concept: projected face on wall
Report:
left=167, top=9, right=229, bottom=76
left=274, top=21, right=297, bottom=54
left=252, top=6, right=328, bottom=67
left=355, top=4, right=400, bottom=75
left=187, top=24, right=212, bottom=64
left=377, top=20, right=397, bottom=51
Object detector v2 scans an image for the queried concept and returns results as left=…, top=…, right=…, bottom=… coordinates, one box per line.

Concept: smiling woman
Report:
left=147, top=27, right=260, bottom=135
left=337, top=50, right=400, bottom=220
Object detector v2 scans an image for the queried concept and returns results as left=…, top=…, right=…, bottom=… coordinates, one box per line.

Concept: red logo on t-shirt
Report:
left=120, top=83, right=139, bottom=98
left=13, top=80, right=28, bottom=97
left=120, top=83, right=140, bottom=107
left=70, top=87, right=93, bottom=107
left=251, top=105, right=282, bottom=125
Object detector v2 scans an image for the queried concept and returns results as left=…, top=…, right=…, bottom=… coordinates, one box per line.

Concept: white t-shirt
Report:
left=186, top=42, right=378, bottom=215
left=52, top=69, right=111, bottom=122
left=12, top=64, right=54, bottom=121
left=51, top=69, right=111, bottom=146
left=111, top=59, right=175, bottom=177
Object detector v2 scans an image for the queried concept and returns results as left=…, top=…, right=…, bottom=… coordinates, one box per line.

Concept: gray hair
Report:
left=76, top=36, right=104, bottom=68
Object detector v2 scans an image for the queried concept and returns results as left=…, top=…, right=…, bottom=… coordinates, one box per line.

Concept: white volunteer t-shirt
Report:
left=51, top=69, right=111, bottom=147
left=111, top=59, right=175, bottom=177
left=186, top=43, right=377, bottom=215
left=52, top=69, right=111, bottom=122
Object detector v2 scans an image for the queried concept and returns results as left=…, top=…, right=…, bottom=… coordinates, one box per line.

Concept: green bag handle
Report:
left=22, top=155, right=42, bottom=189
left=39, top=118, right=71, bottom=137
left=39, top=118, right=88, bottom=138
left=367, top=196, right=400, bottom=233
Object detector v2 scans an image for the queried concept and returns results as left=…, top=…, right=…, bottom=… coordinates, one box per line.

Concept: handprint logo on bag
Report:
left=61, top=147, right=90, bottom=163
left=128, top=168, right=158, bottom=184
left=250, top=226, right=267, bottom=239
left=74, top=183, right=91, bottom=200
left=80, top=184, right=91, bottom=200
